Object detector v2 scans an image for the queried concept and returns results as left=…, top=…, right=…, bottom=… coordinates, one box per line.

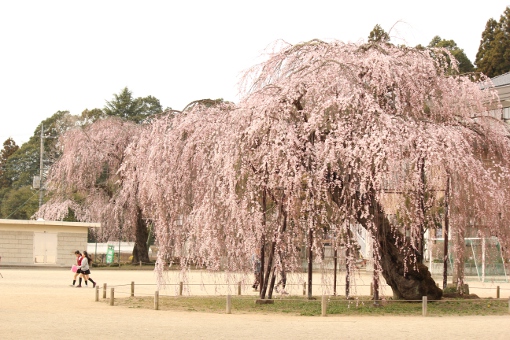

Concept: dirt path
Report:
left=0, top=268, right=509, bottom=339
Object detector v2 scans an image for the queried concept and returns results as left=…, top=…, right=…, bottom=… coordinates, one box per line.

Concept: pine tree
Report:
left=475, top=7, right=510, bottom=77
left=368, top=24, right=390, bottom=43
left=495, top=7, right=510, bottom=76
left=0, top=138, right=19, bottom=189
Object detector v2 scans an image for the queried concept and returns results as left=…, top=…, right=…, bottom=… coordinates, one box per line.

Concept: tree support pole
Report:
left=443, top=175, right=450, bottom=290
left=333, top=243, right=338, bottom=296
left=307, top=227, right=313, bottom=299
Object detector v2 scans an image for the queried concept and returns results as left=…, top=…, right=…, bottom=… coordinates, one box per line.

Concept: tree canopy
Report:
left=427, top=36, right=475, bottom=74
left=57, top=39, right=507, bottom=300
left=368, top=24, right=390, bottom=43
left=103, top=87, right=165, bottom=123
left=0, top=87, right=167, bottom=230
left=9, top=29, right=510, bottom=300
left=37, top=88, right=169, bottom=262
left=475, top=7, right=510, bottom=77
left=0, top=138, right=19, bottom=189
left=0, top=111, right=77, bottom=218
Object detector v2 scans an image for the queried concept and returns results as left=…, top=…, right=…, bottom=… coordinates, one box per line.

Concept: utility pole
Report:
left=39, top=124, right=44, bottom=208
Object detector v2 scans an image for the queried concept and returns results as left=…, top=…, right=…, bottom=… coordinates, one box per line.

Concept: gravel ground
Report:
left=0, top=267, right=509, bottom=339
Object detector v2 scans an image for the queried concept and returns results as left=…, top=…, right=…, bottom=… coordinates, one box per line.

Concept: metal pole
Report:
left=38, top=124, right=44, bottom=208
left=443, top=175, right=450, bottom=290
left=307, top=228, right=313, bottom=299
left=373, top=273, right=380, bottom=305
left=118, top=238, right=121, bottom=267
left=482, top=237, right=486, bottom=282
left=333, top=244, right=338, bottom=296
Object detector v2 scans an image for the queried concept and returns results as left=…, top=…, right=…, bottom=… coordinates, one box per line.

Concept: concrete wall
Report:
left=0, top=230, right=33, bottom=265
left=0, top=219, right=99, bottom=267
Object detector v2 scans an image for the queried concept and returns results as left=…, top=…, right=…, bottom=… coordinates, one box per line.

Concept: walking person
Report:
left=76, top=250, right=97, bottom=288
left=275, top=268, right=287, bottom=294
left=251, top=249, right=261, bottom=291
left=71, top=250, right=83, bottom=287
left=275, top=251, right=288, bottom=294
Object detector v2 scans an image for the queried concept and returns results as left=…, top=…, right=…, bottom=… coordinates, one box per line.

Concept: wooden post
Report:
left=237, top=282, right=242, bottom=296
left=370, top=282, right=373, bottom=296
left=422, top=296, right=427, bottom=316
left=497, top=286, right=500, bottom=299
left=154, top=291, right=159, bottom=310
left=373, top=273, right=379, bottom=306
left=226, top=294, right=232, bottom=314
left=131, top=281, right=135, bottom=297
left=95, top=286, right=99, bottom=302
left=103, top=283, right=107, bottom=299
left=321, top=295, right=327, bottom=317
left=110, top=288, right=115, bottom=306
left=179, top=281, right=183, bottom=296
left=139, top=260, right=142, bottom=267
left=303, top=282, right=306, bottom=296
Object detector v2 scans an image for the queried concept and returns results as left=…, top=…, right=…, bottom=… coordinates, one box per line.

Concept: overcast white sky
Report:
left=1, top=1, right=508, bottom=145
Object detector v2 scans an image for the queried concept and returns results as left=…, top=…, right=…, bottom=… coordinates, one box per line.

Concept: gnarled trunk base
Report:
left=358, top=199, right=443, bottom=300
left=379, top=253, right=442, bottom=300
left=372, top=203, right=442, bottom=300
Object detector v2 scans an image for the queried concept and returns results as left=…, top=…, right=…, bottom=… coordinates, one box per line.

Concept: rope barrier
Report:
left=96, top=280, right=510, bottom=313
left=95, top=282, right=510, bottom=317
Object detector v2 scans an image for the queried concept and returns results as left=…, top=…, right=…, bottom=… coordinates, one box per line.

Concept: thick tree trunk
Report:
left=131, top=208, right=150, bottom=264
left=261, top=197, right=287, bottom=299
left=261, top=239, right=276, bottom=299
left=361, top=200, right=443, bottom=300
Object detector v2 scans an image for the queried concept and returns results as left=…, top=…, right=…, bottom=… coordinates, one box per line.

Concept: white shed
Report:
left=0, top=219, right=100, bottom=267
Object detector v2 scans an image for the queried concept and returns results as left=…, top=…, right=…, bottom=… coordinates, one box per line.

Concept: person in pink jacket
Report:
left=76, top=251, right=97, bottom=288
left=71, top=250, right=83, bottom=287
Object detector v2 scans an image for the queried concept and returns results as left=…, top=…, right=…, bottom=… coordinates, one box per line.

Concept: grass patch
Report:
left=107, top=295, right=510, bottom=316
left=92, top=262, right=156, bottom=270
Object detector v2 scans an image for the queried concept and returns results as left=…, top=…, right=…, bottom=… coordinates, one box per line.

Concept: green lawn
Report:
left=109, top=295, right=510, bottom=316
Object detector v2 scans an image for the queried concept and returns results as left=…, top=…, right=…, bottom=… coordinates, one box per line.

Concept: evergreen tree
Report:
left=475, top=7, right=510, bottom=77
left=368, top=24, right=390, bottom=43
left=0, top=111, right=76, bottom=218
left=103, top=87, right=164, bottom=123
left=428, top=36, right=474, bottom=74
left=0, top=138, right=19, bottom=189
